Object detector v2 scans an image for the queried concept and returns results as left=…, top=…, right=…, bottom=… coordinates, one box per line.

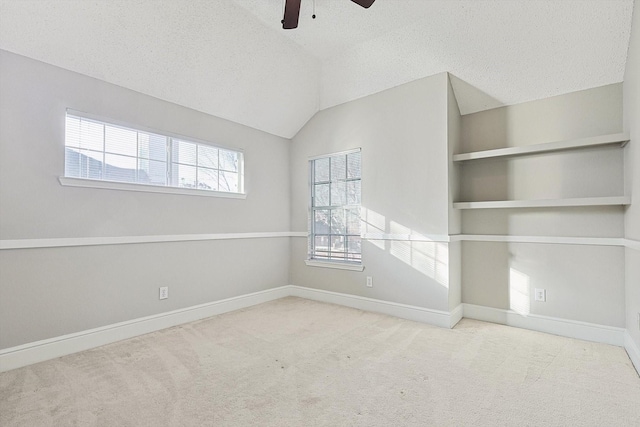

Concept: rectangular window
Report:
left=63, top=112, right=244, bottom=195
left=309, top=149, right=361, bottom=265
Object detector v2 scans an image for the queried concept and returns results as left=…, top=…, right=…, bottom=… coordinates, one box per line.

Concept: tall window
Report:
left=309, top=149, right=361, bottom=264
left=64, top=112, right=243, bottom=194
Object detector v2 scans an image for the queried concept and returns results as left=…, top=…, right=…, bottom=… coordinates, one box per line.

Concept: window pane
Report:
left=313, top=235, right=330, bottom=259
left=173, top=163, right=197, bottom=188
left=138, top=159, right=149, bottom=183
left=330, top=209, right=345, bottom=235
left=198, top=145, right=218, bottom=169
left=64, top=148, right=81, bottom=178
left=104, top=154, right=137, bottom=182
left=347, top=237, right=362, bottom=255
left=105, top=125, right=137, bottom=157
left=65, top=116, right=81, bottom=148
left=138, top=159, right=167, bottom=185
left=331, top=155, right=346, bottom=181
left=173, top=140, right=197, bottom=165
left=314, top=209, right=330, bottom=235
left=331, top=236, right=345, bottom=254
left=219, top=171, right=238, bottom=192
left=346, top=209, right=361, bottom=235
left=314, top=158, right=329, bottom=182
left=347, top=180, right=361, bottom=205
left=198, top=167, right=218, bottom=191
left=331, top=181, right=346, bottom=206
left=314, top=183, right=330, bottom=207
left=79, top=149, right=103, bottom=163
left=220, top=149, right=238, bottom=172
left=65, top=148, right=103, bottom=179
left=347, top=152, right=361, bottom=179
left=79, top=120, right=104, bottom=151
left=138, top=133, right=167, bottom=161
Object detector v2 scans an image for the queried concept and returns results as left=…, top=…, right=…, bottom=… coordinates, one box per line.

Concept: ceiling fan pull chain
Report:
left=313, top=0, right=316, bottom=19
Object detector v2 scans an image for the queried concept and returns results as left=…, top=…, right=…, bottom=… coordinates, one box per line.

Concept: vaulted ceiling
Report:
left=0, top=0, right=635, bottom=138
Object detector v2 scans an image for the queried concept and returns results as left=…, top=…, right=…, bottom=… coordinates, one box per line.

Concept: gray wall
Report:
left=2, top=37, right=637, bottom=352
left=624, top=1, right=640, bottom=351
left=460, top=84, right=626, bottom=327
left=290, top=73, right=458, bottom=311
left=0, top=51, right=291, bottom=349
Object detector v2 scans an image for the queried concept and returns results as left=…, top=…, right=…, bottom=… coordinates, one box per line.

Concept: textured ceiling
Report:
left=0, top=0, right=635, bottom=138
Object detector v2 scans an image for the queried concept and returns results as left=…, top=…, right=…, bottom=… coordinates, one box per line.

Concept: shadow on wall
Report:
left=361, top=207, right=450, bottom=288
left=448, top=74, right=504, bottom=116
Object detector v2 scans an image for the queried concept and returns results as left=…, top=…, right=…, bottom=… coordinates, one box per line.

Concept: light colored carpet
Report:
left=1, top=297, right=639, bottom=426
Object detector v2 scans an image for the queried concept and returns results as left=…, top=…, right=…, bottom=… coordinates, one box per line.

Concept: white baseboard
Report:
left=625, top=332, right=640, bottom=375
left=1, top=285, right=632, bottom=374
left=449, top=304, right=464, bottom=328
left=462, top=303, right=625, bottom=346
left=0, top=286, right=290, bottom=373
left=289, top=285, right=457, bottom=329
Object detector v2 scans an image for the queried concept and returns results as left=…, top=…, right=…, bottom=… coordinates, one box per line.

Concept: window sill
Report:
left=58, top=177, right=247, bottom=199
left=305, top=259, right=364, bottom=271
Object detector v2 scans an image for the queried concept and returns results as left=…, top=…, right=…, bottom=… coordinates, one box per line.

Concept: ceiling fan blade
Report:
left=282, top=0, right=301, bottom=29
left=351, top=0, right=375, bottom=8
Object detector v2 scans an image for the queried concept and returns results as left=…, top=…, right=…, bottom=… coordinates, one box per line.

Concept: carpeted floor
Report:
left=1, top=297, right=639, bottom=426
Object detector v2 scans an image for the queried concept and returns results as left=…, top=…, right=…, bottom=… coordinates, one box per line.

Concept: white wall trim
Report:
left=361, top=233, right=450, bottom=242
left=0, top=231, right=301, bottom=250
left=452, top=234, right=625, bottom=246
left=308, top=147, right=361, bottom=161
left=462, top=303, right=625, bottom=346
left=59, top=176, right=247, bottom=199
left=0, top=286, right=291, bottom=373
left=258, top=232, right=637, bottom=250
left=289, top=285, right=456, bottom=329
left=624, top=238, right=640, bottom=251
left=624, top=332, right=640, bottom=375
left=293, top=232, right=451, bottom=242
left=304, top=260, right=365, bottom=271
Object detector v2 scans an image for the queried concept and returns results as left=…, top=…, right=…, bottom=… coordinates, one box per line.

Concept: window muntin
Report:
left=64, top=113, right=243, bottom=194
left=310, top=150, right=361, bottom=264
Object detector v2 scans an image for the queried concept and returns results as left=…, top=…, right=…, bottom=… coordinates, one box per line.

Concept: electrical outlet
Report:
left=637, top=312, right=640, bottom=331
left=534, top=288, right=546, bottom=302
left=159, top=286, right=169, bottom=300
left=366, top=276, right=373, bottom=288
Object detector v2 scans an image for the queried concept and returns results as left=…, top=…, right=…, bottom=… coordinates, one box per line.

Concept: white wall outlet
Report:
left=159, top=286, right=169, bottom=300
left=366, top=276, right=373, bottom=288
left=637, top=312, right=640, bottom=331
left=534, top=288, right=546, bottom=302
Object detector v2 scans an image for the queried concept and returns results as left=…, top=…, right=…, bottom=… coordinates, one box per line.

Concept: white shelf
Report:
left=453, top=196, right=631, bottom=210
left=453, top=132, right=630, bottom=162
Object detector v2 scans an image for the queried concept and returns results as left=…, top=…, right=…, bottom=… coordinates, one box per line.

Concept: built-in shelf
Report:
left=453, top=132, right=630, bottom=162
left=453, top=196, right=631, bottom=210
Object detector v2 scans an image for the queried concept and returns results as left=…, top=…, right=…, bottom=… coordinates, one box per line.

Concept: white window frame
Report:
left=305, top=148, right=364, bottom=271
left=59, top=110, right=245, bottom=198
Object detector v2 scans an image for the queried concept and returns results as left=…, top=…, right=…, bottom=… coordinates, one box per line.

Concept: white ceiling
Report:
left=0, top=0, right=635, bottom=138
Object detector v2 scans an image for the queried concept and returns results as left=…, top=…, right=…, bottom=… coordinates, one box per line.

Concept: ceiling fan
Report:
left=282, top=0, right=376, bottom=29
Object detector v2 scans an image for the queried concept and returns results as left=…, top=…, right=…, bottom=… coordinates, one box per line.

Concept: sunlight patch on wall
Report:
left=509, top=268, right=531, bottom=316
left=361, top=207, right=386, bottom=250
left=361, top=207, right=449, bottom=287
